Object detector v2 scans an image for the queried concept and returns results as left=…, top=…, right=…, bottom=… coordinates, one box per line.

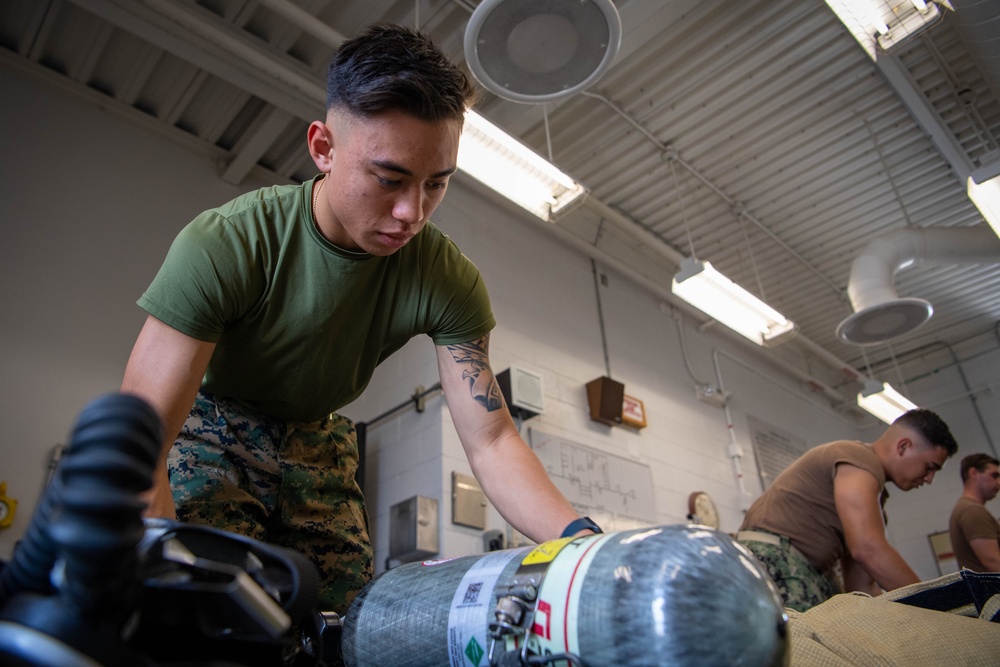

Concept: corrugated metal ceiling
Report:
left=2, top=0, right=999, bottom=406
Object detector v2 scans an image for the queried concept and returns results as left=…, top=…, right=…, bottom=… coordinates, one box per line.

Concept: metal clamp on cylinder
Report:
left=488, top=576, right=540, bottom=664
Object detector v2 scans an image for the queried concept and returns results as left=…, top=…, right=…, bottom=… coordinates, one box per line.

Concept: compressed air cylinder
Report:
left=341, top=524, right=787, bottom=666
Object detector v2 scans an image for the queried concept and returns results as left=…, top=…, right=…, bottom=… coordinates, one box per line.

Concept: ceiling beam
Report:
left=875, top=53, right=974, bottom=180
left=222, top=105, right=297, bottom=184
left=66, top=0, right=326, bottom=121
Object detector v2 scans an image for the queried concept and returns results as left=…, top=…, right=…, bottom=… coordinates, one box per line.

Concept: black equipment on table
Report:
left=0, top=393, right=340, bottom=667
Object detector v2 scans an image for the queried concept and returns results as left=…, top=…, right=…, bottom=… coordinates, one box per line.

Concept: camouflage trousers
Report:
left=738, top=532, right=839, bottom=612
left=168, top=390, right=374, bottom=614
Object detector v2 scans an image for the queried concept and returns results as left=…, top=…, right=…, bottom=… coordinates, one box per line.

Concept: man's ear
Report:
left=896, top=437, right=913, bottom=456
left=307, top=120, right=334, bottom=171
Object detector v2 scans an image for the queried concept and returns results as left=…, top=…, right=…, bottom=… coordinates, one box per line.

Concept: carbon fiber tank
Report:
left=342, top=524, right=788, bottom=666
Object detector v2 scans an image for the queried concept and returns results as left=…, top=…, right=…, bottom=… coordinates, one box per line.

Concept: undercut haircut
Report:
left=326, top=24, right=477, bottom=122
left=960, top=453, right=999, bottom=483
left=893, top=408, right=958, bottom=457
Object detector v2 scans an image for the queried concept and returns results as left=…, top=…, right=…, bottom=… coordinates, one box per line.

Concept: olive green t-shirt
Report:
left=740, top=440, right=886, bottom=572
left=138, top=176, right=495, bottom=421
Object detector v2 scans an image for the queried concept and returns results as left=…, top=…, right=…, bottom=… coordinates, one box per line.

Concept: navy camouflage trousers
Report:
left=738, top=535, right=839, bottom=612
left=168, top=390, right=373, bottom=614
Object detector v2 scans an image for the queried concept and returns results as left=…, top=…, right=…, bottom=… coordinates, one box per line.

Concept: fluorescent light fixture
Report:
left=857, top=378, right=917, bottom=424
left=671, top=257, right=797, bottom=347
left=458, top=110, right=587, bottom=221
left=824, top=0, right=945, bottom=60
left=967, top=171, right=1000, bottom=239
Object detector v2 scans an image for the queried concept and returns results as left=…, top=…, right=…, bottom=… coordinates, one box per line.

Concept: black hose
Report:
left=0, top=393, right=161, bottom=609
left=0, top=465, right=61, bottom=602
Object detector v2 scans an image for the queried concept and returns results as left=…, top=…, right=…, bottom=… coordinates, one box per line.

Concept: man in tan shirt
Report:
left=948, top=453, right=1000, bottom=572
left=738, top=409, right=958, bottom=611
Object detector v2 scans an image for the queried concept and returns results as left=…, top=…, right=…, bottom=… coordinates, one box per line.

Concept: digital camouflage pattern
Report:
left=169, top=391, right=374, bottom=613
left=738, top=536, right=839, bottom=612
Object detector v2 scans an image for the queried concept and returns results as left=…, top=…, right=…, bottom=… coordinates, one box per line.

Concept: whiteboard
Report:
left=528, top=428, right=656, bottom=532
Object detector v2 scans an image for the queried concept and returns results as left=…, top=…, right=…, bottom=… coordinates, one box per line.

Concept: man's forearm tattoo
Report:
left=446, top=335, right=503, bottom=412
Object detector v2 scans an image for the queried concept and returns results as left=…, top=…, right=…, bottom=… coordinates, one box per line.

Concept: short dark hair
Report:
left=892, top=408, right=958, bottom=456
left=960, top=453, right=999, bottom=483
left=326, top=24, right=477, bottom=122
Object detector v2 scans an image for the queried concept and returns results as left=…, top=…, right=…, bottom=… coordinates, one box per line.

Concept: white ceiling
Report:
left=3, top=0, right=999, bottom=405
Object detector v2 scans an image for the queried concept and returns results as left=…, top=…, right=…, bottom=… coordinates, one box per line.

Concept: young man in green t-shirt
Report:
left=122, top=24, right=594, bottom=613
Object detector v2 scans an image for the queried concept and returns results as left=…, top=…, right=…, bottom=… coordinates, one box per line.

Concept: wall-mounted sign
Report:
left=622, top=394, right=647, bottom=429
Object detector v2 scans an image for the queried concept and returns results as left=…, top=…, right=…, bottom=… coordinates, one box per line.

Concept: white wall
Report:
left=0, top=66, right=272, bottom=558
left=3, top=63, right=999, bottom=588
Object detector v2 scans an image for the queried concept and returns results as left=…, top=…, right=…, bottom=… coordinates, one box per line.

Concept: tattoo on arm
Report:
left=446, top=335, right=503, bottom=412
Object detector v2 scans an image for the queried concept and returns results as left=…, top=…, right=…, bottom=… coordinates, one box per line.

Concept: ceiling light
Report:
left=671, top=257, right=797, bottom=347
left=824, top=0, right=945, bottom=60
left=458, top=110, right=587, bottom=221
left=857, top=378, right=917, bottom=424
left=967, top=163, right=1000, bottom=238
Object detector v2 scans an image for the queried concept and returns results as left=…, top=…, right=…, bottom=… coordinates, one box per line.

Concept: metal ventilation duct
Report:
left=836, top=226, right=1000, bottom=345
left=948, top=0, right=1000, bottom=113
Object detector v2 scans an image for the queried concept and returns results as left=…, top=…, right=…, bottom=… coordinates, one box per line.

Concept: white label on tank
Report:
left=527, top=533, right=612, bottom=660
left=447, top=548, right=526, bottom=667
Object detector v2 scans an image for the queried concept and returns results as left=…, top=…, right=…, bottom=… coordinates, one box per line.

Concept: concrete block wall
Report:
left=343, top=180, right=867, bottom=574
left=344, top=173, right=1000, bottom=583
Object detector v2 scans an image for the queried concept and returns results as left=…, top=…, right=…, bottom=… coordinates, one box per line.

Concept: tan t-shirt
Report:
left=949, top=496, right=1000, bottom=572
left=741, top=440, right=885, bottom=572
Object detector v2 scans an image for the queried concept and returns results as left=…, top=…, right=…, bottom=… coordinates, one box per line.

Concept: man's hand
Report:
left=142, top=463, right=178, bottom=520
left=841, top=552, right=882, bottom=596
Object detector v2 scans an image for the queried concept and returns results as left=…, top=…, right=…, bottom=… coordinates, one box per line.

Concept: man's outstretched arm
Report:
left=435, top=334, right=588, bottom=543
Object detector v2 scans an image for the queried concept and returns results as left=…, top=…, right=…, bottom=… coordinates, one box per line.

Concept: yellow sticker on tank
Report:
left=521, top=537, right=575, bottom=564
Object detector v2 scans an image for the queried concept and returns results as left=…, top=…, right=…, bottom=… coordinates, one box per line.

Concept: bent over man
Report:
left=737, top=409, right=957, bottom=611
left=122, top=24, right=592, bottom=612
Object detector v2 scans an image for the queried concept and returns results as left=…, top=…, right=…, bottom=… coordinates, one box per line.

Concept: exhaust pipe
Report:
left=836, top=226, right=1000, bottom=345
